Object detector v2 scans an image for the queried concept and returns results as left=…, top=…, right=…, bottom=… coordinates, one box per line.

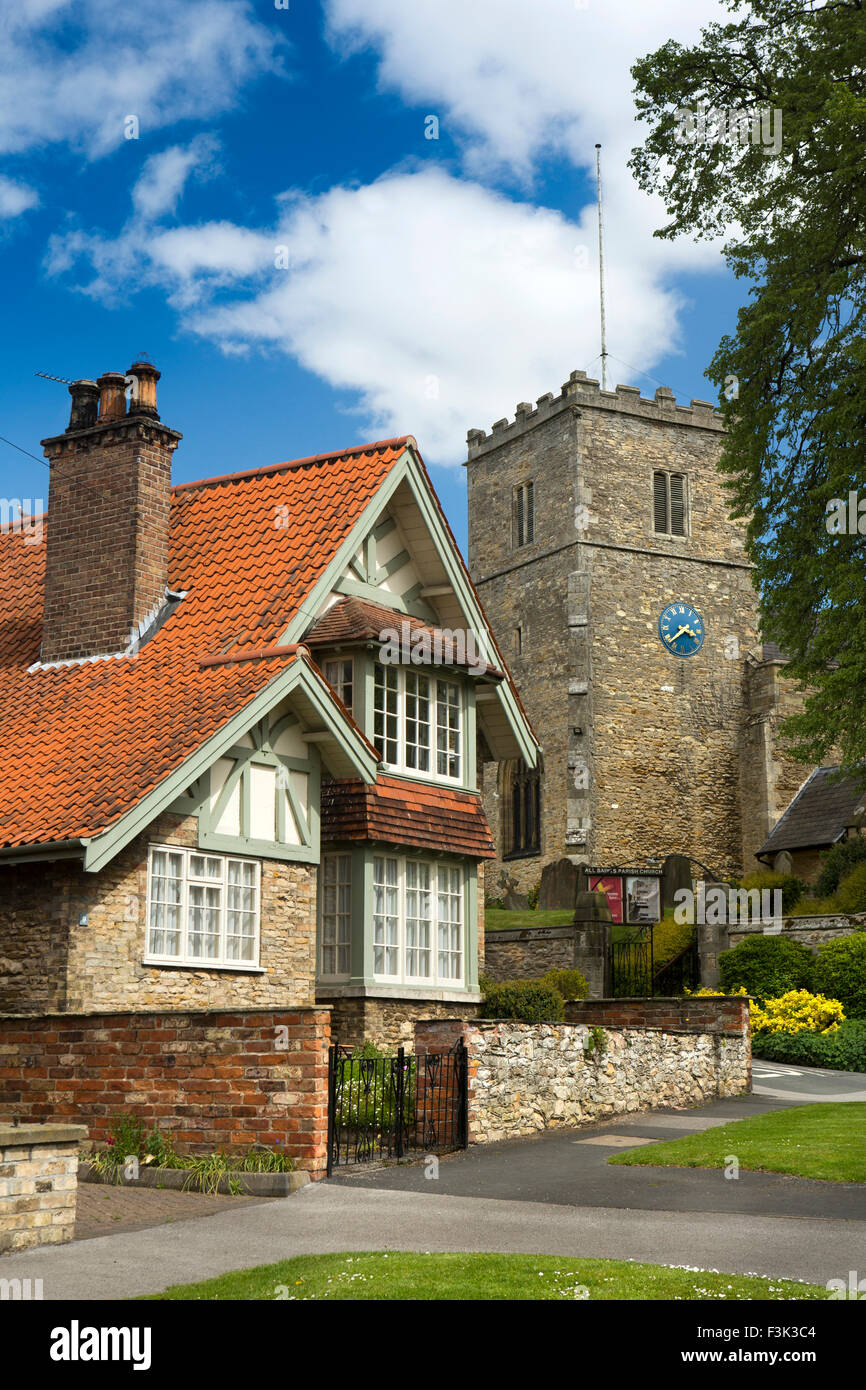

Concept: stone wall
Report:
left=467, top=375, right=759, bottom=890
left=483, top=926, right=577, bottom=981
left=325, top=995, right=480, bottom=1049
left=0, top=1007, right=331, bottom=1177
left=0, top=1123, right=86, bottom=1253
left=416, top=996, right=750, bottom=1144
left=727, top=916, right=864, bottom=953
left=0, top=812, right=318, bottom=1015
left=739, top=657, right=825, bottom=873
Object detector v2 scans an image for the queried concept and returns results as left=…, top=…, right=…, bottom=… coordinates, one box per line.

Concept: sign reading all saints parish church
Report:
left=586, top=866, right=663, bottom=925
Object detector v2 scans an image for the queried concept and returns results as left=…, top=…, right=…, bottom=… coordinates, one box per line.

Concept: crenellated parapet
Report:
left=466, top=371, right=723, bottom=461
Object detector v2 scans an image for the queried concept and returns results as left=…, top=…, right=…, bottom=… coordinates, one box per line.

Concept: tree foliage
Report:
left=630, top=0, right=866, bottom=772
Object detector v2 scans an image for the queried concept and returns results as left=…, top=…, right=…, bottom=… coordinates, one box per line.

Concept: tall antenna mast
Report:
left=594, top=142, right=608, bottom=391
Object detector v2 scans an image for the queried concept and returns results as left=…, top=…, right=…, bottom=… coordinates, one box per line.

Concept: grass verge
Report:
left=608, top=1103, right=866, bottom=1182
left=138, top=1250, right=828, bottom=1301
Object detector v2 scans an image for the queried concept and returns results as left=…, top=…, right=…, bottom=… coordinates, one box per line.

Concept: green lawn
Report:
left=609, top=1103, right=866, bottom=1183
left=139, top=1251, right=828, bottom=1301
left=485, top=908, right=574, bottom=929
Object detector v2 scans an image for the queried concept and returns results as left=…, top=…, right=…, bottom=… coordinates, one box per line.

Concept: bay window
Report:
left=373, top=855, right=464, bottom=985
left=146, top=846, right=260, bottom=968
left=320, top=853, right=352, bottom=977
left=373, top=663, right=462, bottom=782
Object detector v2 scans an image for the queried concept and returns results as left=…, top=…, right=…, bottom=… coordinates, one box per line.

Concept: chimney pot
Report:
left=96, top=372, right=128, bottom=421
left=67, top=379, right=99, bottom=431
left=126, top=361, right=161, bottom=419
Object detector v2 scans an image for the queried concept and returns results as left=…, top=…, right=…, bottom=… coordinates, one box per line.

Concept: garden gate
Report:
left=327, top=1040, right=468, bottom=1175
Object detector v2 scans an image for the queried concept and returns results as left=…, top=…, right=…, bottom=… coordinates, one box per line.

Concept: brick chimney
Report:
left=40, top=362, right=182, bottom=662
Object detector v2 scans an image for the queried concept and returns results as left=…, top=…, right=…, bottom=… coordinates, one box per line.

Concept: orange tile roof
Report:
left=321, top=775, right=495, bottom=858
left=0, top=439, right=409, bottom=850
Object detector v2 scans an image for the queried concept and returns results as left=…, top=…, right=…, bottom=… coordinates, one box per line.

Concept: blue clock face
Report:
left=659, top=602, right=705, bottom=657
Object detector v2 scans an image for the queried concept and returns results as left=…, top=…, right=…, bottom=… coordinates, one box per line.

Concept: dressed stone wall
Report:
left=0, top=1123, right=86, bottom=1253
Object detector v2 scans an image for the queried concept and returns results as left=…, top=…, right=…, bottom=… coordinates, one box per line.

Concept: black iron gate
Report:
left=609, top=925, right=700, bottom=997
left=610, top=923, right=654, bottom=996
left=327, top=1041, right=468, bottom=1174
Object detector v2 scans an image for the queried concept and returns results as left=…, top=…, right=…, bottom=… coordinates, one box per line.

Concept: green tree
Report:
left=630, top=0, right=866, bottom=774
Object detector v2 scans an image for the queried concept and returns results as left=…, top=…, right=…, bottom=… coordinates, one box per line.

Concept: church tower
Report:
left=466, top=371, right=760, bottom=894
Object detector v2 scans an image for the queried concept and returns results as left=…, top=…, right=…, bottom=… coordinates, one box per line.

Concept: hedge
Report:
left=753, top=1019, right=866, bottom=1072
left=813, top=933, right=866, bottom=1018
left=718, top=934, right=814, bottom=1000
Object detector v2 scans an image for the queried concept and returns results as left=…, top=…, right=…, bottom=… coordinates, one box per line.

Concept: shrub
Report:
left=753, top=1018, right=866, bottom=1072
left=834, top=862, right=866, bottom=914
left=813, top=933, right=866, bottom=1018
left=480, top=978, right=565, bottom=1023
left=815, top=836, right=866, bottom=898
left=718, top=934, right=814, bottom=1000
left=750, top=990, right=845, bottom=1037
left=540, top=968, right=588, bottom=1001
left=737, top=871, right=804, bottom=913
left=527, top=881, right=540, bottom=911
left=653, top=913, right=697, bottom=969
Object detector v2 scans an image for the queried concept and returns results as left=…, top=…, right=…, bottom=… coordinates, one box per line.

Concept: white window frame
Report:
left=144, top=845, right=262, bottom=971
left=324, top=657, right=354, bottom=714
left=372, top=855, right=464, bottom=987
left=320, top=853, right=353, bottom=980
left=373, top=664, right=463, bottom=784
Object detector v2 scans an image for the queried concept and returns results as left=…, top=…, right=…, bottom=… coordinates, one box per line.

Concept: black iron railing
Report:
left=327, top=1041, right=468, bottom=1174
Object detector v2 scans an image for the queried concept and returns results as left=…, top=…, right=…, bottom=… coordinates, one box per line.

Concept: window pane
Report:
left=436, top=866, right=463, bottom=981
left=373, top=664, right=399, bottom=764
left=405, top=861, right=432, bottom=977
left=436, top=681, right=461, bottom=778
left=404, top=670, right=431, bottom=771
left=321, top=854, right=352, bottom=976
left=373, top=856, right=399, bottom=976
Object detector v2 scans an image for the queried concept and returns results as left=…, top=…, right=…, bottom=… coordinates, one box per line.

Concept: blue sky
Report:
left=0, top=0, right=742, bottom=553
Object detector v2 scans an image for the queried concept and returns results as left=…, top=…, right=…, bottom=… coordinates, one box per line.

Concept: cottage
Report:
left=0, top=362, right=538, bottom=1048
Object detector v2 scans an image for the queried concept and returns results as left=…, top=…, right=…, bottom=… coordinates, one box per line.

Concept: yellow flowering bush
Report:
left=684, top=986, right=748, bottom=997
left=750, top=990, right=845, bottom=1037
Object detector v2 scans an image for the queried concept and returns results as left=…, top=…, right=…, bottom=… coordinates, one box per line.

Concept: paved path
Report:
left=2, top=1063, right=860, bottom=1299
left=75, top=1183, right=274, bottom=1241
left=3, top=1182, right=862, bottom=1299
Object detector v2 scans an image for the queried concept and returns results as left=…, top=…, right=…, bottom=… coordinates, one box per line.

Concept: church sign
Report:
left=586, top=866, right=662, bottom=925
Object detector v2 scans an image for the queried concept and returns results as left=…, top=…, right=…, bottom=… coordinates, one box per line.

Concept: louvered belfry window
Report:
left=653, top=471, right=686, bottom=536
left=515, top=482, right=535, bottom=547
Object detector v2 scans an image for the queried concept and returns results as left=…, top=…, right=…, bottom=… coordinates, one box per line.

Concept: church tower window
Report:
left=503, top=758, right=541, bottom=857
left=653, top=471, right=687, bottom=536
left=514, top=482, right=535, bottom=547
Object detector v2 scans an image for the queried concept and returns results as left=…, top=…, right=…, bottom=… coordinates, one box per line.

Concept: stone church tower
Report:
left=466, top=371, right=772, bottom=894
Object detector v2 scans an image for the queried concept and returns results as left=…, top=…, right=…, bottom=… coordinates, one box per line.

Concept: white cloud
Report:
left=132, top=136, right=219, bottom=220
left=323, top=0, right=729, bottom=280
left=0, top=176, right=38, bottom=218
left=0, top=0, right=285, bottom=158
left=325, top=0, right=722, bottom=179
left=50, top=166, right=705, bottom=462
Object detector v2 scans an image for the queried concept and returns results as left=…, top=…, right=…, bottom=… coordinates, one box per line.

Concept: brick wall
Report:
left=0, top=812, right=318, bottom=1015
left=0, top=1007, right=331, bottom=1177
left=41, top=412, right=180, bottom=662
